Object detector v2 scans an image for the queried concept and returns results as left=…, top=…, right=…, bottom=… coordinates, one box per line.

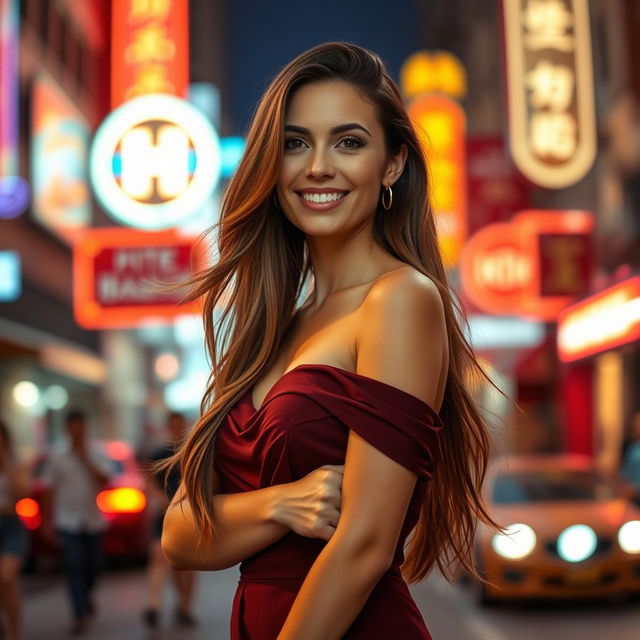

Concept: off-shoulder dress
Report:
left=214, top=363, right=443, bottom=639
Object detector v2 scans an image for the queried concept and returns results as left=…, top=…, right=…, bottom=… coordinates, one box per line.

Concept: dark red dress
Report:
left=214, top=363, right=443, bottom=639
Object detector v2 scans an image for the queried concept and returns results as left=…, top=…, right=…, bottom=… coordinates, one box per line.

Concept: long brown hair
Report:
left=163, top=42, right=502, bottom=584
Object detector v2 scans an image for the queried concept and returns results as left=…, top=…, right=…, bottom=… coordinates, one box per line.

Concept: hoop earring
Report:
left=273, top=191, right=281, bottom=210
left=381, top=185, right=393, bottom=210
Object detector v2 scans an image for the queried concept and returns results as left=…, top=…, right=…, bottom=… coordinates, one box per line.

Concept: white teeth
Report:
left=301, top=192, right=346, bottom=203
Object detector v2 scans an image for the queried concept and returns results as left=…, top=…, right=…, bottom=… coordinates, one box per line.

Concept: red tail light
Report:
left=15, top=498, right=42, bottom=529
left=96, top=487, right=146, bottom=514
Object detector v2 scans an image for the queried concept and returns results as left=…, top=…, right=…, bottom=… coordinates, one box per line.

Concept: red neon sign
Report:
left=460, top=210, right=593, bottom=319
left=74, top=228, right=204, bottom=329
left=111, top=0, right=189, bottom=108
left=557, top=277, right=640, bottom=362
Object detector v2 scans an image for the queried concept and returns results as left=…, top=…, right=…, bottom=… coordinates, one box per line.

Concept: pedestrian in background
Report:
left=40, top=410, right=113, bottom=637
left=0, top=419, right=31, bottom=640
left=142, top=411, right=197, bottom=629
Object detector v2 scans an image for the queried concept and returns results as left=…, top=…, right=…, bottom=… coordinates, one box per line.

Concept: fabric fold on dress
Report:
left=260, top=364, right=443, bottom=484
left=213, top=363, right=443, bottom=640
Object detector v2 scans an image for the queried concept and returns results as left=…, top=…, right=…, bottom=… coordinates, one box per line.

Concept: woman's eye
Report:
left=284, top=135, right=365, bottom=151
left=284, top=137, right=305, bottom=150
left=339, top=136, right=365, bottom=149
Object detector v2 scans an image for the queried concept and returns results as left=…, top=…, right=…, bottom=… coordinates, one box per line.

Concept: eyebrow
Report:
left=284, top=122, right=372, bottom=137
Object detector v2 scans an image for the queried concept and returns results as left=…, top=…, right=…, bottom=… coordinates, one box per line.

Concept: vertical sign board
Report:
left=74, top=228, right=204, bottom=329
left=408, top=95, right=467, bottom=268
left=503, top=0, right=596, bottom=188
left=93, top=1, right=220, bottom=229
left=0, top=0, right=29, bottom=218
left=111, top=0, right=189, bottom=108
left=31, top=73, right=91, bottom=242
left=466, top=136, right=529, bottom=234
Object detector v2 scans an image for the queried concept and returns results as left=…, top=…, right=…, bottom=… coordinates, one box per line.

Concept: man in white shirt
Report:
left=41, top=410, right=113, bottom=636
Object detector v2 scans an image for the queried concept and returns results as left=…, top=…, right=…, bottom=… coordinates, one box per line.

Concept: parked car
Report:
left=16, top=440, right=149, bottom=570
left=471, top=454, right=640, bottom=603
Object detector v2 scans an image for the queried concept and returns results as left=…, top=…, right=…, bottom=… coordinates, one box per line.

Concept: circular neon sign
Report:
left=90, top=94, right=220, bottom=230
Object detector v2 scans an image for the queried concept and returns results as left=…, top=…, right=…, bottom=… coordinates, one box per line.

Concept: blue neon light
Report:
left=0, top=251, right=21, bottom=301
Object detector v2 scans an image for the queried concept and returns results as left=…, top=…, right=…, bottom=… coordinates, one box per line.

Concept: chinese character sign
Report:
left=111, top=0, right=188, bottom=108
left=503, top=0, right=596, bottom=188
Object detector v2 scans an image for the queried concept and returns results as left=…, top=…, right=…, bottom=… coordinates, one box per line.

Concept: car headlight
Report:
left=618, top=520, right=640, bottom=554
left=557, top=524, right=597, bottom=562
left=492, top=523, right=537, bottom=559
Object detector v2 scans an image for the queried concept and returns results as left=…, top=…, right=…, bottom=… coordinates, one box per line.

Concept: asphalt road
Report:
left=20, top=565, right=640, bottom=639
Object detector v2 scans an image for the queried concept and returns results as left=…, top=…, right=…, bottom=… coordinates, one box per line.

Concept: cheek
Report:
left=278, top=158, right=299, bottom=187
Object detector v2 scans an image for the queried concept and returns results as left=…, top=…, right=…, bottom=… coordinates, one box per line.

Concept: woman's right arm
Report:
left=162, top=464, right=343, bottom=571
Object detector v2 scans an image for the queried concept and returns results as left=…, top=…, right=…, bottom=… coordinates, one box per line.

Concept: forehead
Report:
left=285, top=80, right=379, bottom=130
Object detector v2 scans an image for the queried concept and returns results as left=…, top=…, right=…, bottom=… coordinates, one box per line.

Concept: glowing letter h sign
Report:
left=120, top=124, right=189, bottom=200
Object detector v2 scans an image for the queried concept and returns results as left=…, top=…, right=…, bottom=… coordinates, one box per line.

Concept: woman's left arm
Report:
left=277, top=270, right=447, bottom=640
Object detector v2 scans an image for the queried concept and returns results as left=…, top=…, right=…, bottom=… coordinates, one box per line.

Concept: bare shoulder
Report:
left=356, top=265, right=448, bottom=408
left=363, top=265, right=445, bottom=319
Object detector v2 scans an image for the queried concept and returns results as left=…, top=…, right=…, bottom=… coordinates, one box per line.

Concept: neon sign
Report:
left=111, top=0, right=188, bottom=108
left=74, top=227, right=205, bottom=329
left=400, top=51, right=466, bottom=100
left=0, top=0, right=29, bottom=218
left=502, top=0, right=596, bottom=188
left=90, top=94, right=220, bottom=229
left=557, top=277, right=640, bottom=362
left=0, top=250, right=20, bottom=301
left=460, top=209, right=593, bottom=319
left=408, top=94, right=467, bottom=268
left=31, top=74, right=91, bottom=242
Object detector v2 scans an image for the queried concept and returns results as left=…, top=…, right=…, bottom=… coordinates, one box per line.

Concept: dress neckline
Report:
left=246, top=362, right=442, bottom=419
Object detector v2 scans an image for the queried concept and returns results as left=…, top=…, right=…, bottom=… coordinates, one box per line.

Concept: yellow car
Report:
left=472, top=454, right=640, bottom=603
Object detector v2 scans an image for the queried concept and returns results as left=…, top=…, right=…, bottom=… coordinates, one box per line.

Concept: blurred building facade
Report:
left=418, top=0, right=640, bottom=468
left=0, top=0, right=110, bottom=456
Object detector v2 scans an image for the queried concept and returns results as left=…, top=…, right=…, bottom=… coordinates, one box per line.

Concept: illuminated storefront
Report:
left=557, top=277, right=640, bottom=468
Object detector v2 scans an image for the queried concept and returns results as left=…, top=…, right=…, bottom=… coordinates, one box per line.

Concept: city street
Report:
left=3, top=1, right=640, bottom=639
left=22, top=566, right=640, bottom=640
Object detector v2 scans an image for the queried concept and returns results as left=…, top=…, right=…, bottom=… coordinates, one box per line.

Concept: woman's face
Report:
left=277, top=80, right=406, bottom=236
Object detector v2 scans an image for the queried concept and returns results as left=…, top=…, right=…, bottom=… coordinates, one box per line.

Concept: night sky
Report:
left=225, top=0, right=423, bottom=135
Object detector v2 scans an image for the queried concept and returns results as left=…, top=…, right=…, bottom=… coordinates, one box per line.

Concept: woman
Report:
left=161, top=42, right=501, bottom=639
left=0, top=420, right=30, bottom=640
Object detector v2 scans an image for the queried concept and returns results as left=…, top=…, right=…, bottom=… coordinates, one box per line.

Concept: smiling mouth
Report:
left=297, top=191, right=349, bottom=204
left=295, top=191, right=350, bottom=211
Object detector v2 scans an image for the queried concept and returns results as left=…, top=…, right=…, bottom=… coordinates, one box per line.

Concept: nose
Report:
left=305, top=145, right=335, bottom=179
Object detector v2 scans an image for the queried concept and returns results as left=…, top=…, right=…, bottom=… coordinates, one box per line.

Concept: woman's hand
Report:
left=273, top=465, right=344, bottom=541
